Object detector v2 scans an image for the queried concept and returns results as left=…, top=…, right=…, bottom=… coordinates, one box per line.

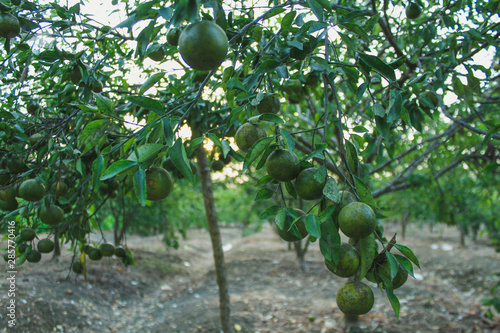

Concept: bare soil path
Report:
left=1, top=222, right=499, bottom=332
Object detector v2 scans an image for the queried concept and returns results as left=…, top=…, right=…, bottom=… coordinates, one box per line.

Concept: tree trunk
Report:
left=196, top=145, right=233, bottom=333
left=52, top=228, right=61, bottom=259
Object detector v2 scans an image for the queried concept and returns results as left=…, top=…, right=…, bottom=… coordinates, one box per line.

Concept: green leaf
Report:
left=353, top=175, right=376, bottom=208
left=394, top=244, right=420, bottom=269
left=255, top=188, right=274, bottom=201
left=323, top=178, right=340, bottom=203
left=255, top=59, right=281, bottom=75
left=101, top=160, right=138, bottom=180
left=340, top=23, right=369, bottom=43
left=162, top=118, right=173, bottom=146
left=275, top=208, right=287, bottom=230
left=304, top=143, right=327, bottom=160
left=385, top=287, right=401, bottom=318
left=259, top=205, right=280, bottom=220
left=207, top=133, right=222, bottom=147
left=258, top=113, right=285, bottom=124
left=92, top=155, right=104, bottom=191
left=385, top=251, right=399, bottom=279
left=134, top=168, right=146, bottom=206
left=171, top=138, right=194, bottom=183
left=358, top=53, right=396, bottom=82
left=359, top=234, right=378, bottom=280
left=222, top=140, right=231, bottom=158
left=256, top=175, right=273, bottom=187
left=128, top=143, right=165, bottom=162
left=139, top=72, right=165, bottom=95
left=264, top=7, right=286, bottom=19
left=284, top=181, right=298, bottom=200
left=319, top=217, right=341, bottom=263
left=345, top=140, right=359, bottom=176
left=281, top=130, right=295, bottom=153
left=79, top=119, right=109, bottom=142
left=394, top=254, right=415, bottom=278
left=373, top=104, right=386, bottom=117
left=94, top=93, right=114, bottom=114
left=280, top=11, right=296, bottom=32
left=318, top=205, right=337, bottom=223
left=306, top=0, right=324, bottom=21
left=184, top=137, right=203, bottom=158
left=243, top=136, right=275, bottom=171
left=305, top=214, right=321, bottom=238
left=128, top=95, right=165, bottom=115
left=226, top=77, right=247, bottom=92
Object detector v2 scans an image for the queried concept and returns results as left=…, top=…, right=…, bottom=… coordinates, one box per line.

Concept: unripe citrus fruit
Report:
left=0, top=172, right=10, bottom=185
left=234, top=123, right=267, bottom=152
left=0, top=186, right=16, bottom=201
left=265, top=149, right=301, bottom=182
left=294, top=167, right=327, bottom=200
left=55, top=180, right=69, bottom=196
left=324, top=243, right=360, bottom=277
left=39, top=204, right=64, bottom=226
left=336, top=281, right=374, bottom=315
left=114, top=245, right=127, bottom=258
left=72, top=261, right=83, bottom=274
left=37, top=239, right=55, bottom=253
left=162, top=158, right=177, bottom=171
left=276, top=209, right=308, bottom=242
left=178, top=20, right=228, bottom=71
left=88, top=248, right=103, bottom=261
left=82, top=244, right=93, bottom=255
left=147, top=44, right=166, bottom=62
left=257, top=96, right=281, bottom=114
left=19, top=179, right=46, bottom=202
left=99, top=243, right=115, bottom=257
left=146, top=167, right=173, bottom=201
left=211, top=160, right=225, bottom=172
left=367, top=260, right=409, bottom=289
left=20, top=228, right=36, bottom=241
left=167, top=28, right=181, bottom=46
left=338, top=202, right=377, bottom=239
left=27, top=250, right=42, bottom=263
left=0, top=198, right=18, bottom=211
left=406, top=2, right=421, bottom=20
left=7, top=156, right=27, bottom=173
left=0, top=13, right=21, bottom=39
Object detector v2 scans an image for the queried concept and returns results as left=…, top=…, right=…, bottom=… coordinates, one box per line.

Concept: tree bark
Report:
left=196, top=144, right=233, bottom=333
left=52, top=228, right=61, bottom=259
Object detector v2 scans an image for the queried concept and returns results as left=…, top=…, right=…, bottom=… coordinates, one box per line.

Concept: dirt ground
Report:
left=1, top=222, right=499, bottom=333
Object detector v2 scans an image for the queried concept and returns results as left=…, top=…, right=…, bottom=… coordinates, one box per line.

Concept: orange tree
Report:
left=1, top=0, right=499, bottom=331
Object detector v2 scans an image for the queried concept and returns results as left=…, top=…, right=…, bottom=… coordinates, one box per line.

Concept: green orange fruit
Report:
left=99, top=243, right=115, bottom=257
left=406, top=2, right=421, bottom=20
left=0, top=13, right=21, bottom=39
left=257, top=95, right=281, bottom=114
left=338, top=202, right=377, bottom=239
left=336, top=281, right=374, bottom=315
left=294, top=167, right=327, bottom=200
left=88, top=248, right=103, bottom=261
left=37, top=239, right=55, bottom=253
left=167, top=28, right=181, bottom=46
left=39, top=204, right=64, bottom=226
left=265, top=149, right=301, bottom=182
left=324, top=243, right=360, bottom=278
left=20, top=228, right=36, bottom=241
left=178, top=20, right=228, bottom=71
left=72, top=261, right=83, bottom=274
left=114, top=245, right=127, bottom=258
left=234, top=123, right=267, bottom=153
left=19, top=179, right=46, bottom=202
left=146, top=167, right=173, bottom=201
left=276, top=209, right=308, bottom=242
left=27, top=250, right=42, bottom=263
